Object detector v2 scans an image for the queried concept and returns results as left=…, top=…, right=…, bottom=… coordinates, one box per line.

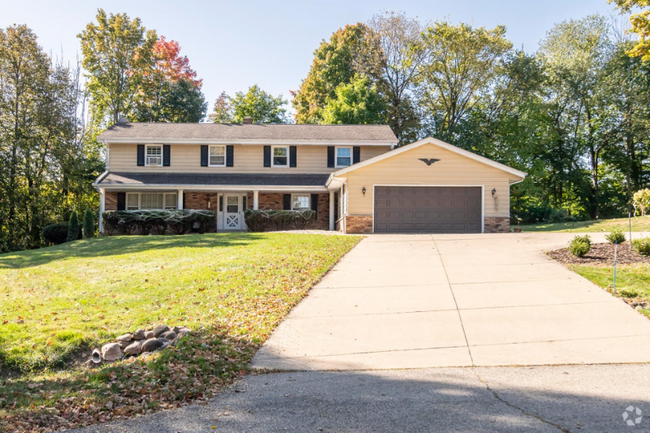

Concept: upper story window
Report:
left=292, top=194, right=311, bottom=210
left=272, top=146, right=288, bottom=167
left=146, top=145, right=162, bottom=166
left=336, top=146, right=352, bottom=168
left=209, top=145, right=226, bottom=166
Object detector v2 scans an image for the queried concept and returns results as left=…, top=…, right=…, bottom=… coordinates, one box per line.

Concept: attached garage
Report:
left=374, top=186, right=482, bottom=234
left=327, top=137, right=526, bottom=234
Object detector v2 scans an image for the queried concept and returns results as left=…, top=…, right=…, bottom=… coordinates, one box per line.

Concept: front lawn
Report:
left=520, top=216, right=650, bottom=232
left=570, top=263, right=650, bottom=318
left=0, top=233, right=360, bottom=432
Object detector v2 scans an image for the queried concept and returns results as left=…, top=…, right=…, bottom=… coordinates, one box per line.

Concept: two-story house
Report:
left=94, top=121, right=525, bottom=234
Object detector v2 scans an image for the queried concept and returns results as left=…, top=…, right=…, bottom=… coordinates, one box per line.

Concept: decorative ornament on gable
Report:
left=419, top=158, right=440, bottom=166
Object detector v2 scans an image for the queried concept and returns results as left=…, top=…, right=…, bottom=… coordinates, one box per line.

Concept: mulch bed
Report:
left=548, top=242, right=650, bottom=266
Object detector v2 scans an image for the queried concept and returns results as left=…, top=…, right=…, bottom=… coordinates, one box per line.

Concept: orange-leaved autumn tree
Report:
left=134, top=35, right=207, bottom=122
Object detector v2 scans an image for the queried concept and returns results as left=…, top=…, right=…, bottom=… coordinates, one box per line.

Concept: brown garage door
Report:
left=374, top=186, right=482, bottom=234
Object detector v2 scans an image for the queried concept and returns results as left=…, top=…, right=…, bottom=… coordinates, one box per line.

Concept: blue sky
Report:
left=2, top=0, right=619, bottom=113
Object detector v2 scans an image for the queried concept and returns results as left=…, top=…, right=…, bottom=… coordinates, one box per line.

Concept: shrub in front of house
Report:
left=605, top=228, right=626, bottom=245
left=244, top=210, right=316, bottom=232
left=83, top=209, right=95, bottom=238
left=42, top=222, right=71, bottom=245
left=102, top=210, right=216, bottom=236
left=568, top=235, right=591, bottom=258
left=67, top=211, right=81, bottom=242
left=632, top=237, right=650, bottom=256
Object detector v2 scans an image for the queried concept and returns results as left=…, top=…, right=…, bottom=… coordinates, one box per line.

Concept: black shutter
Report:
left=353, top=146, right=361, bottom=164
left=289, top=146, right=297, bottom=167
left=117, top=192, right=126, bottom=210
left=137, top=145, right=145, bottom=166
left=200, top=145, right=208, bottom=167
left=283, top=194, right=291, bottom=210
left=182, top=192, right=186, bottom=209
left=311, top=194, right=318, bottom=221
left=263, top=146, right=271, bottom=167
left=327, top=146, right=335, bottom=168
left=226, top=145, right=234, bottom=167
left=163, top=145, right=171, bottom=166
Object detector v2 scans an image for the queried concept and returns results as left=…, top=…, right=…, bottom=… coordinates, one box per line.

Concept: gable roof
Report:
left=97, top=123, right=398, bottom=145
left=329, top=136, right=526, bottom=183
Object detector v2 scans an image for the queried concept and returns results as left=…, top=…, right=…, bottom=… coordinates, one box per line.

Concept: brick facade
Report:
left=105, top=191, right=118, bottom=211
left=103, top=190, right=331, bottom=231
left=248, top=192, right=330, bottom=230
left=183, top=192, right=219, bottom=213
left=345, top=216, right=373, bottom=234
left=484, top=217, right=510, bottom=233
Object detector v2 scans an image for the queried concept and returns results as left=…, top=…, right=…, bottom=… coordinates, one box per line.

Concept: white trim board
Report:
left=95, top=184, right=328, bottom=193
left=371, top=184, right=485, bottom=234
left=328, top=136, right=526, bottom=184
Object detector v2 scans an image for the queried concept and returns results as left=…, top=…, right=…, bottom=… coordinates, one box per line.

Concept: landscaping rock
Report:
left=177, top=327, right=191, bottom=338
left=152, top=324, right=170, bottom=337
left=132, top=329, right=145, bottom=340
left=117, top=339, right=131, bottom=349
left=101, top=343, right=122, bottom=361
left=115, top=333, right=132, bottom=343
left=142, top=338, right=166, bottom=352
left=124, top=341, right=143, bottom=355
left=160, top=330, right=177, bottom=340
left=144, top=330, right=155, bottom=339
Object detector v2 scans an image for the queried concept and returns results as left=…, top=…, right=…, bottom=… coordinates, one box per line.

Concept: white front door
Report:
left=224, top=194, right=242, bottom=230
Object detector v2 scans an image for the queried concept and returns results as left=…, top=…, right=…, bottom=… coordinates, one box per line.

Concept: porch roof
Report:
left=95, top=172, right=330, bottom=191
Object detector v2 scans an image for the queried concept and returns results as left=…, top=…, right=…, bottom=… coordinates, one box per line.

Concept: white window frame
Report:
left=335, top=146, right=352, bottom=168
left=291, top=193, right=311, bottom=210
left=125, top=192, right=178, bottom=210
left=145, top=144, right=163, bottom=167
left=209, top=145, right=226, bottom=167
left=272, top=145, right=289, bottom=167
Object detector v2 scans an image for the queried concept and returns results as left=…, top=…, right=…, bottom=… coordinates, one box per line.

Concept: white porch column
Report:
left=98, top=188, right=105, bottom=233
left=253, top=190, right=259, bottom=210
left=177, top=189, right=184, bottom=209
left=329, top=190, right=335, bottom=231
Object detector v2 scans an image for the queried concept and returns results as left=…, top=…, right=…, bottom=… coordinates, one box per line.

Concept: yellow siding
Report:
left=345, top=143, right=515, bottom=217
left=108, top=143, right=390, bottom=174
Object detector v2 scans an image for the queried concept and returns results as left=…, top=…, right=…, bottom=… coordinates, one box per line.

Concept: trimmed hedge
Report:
left=103, top=210, right=216, bottom=236
left=42, top=223, right=71, bottom=245
left=244, top=209, right=316, bottom=232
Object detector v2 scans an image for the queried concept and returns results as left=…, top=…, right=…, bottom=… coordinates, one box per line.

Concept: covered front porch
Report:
left=96, top=172, right=338, bottom=233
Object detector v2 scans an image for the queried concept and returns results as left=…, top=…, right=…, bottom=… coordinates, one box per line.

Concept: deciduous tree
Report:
left=78, top=9, right=157, bottom=128
left=322, top=74, right=387, bottom=124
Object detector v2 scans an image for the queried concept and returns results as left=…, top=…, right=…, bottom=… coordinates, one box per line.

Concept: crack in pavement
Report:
left=472, top=368, right=573, bottom=433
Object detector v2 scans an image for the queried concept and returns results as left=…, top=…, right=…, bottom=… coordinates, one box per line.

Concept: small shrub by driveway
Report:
left=0, top=233, right=359, bottom=432
left=548, top=242, right=650, bottom=318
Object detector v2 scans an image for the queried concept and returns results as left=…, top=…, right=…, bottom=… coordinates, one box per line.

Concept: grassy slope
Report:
left=570, top=263, right=650, bottom=318
left=0, top=233, right=360, bottom=431
left=520, top=216, right=650, bottom=233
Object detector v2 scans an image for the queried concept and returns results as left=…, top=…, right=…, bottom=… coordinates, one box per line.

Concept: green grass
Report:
left=570, top=263, right=650, bottom=318
left=0, top=232, right=360, bottom=431
left=520, top=216, right=650, bottom=233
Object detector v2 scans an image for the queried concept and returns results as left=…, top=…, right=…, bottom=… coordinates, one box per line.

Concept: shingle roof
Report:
left=97, top=123, right=397, bottom=143
left=96, top=172, right=329, bottom=187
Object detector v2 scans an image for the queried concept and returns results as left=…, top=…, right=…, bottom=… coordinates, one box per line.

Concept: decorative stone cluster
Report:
left=97, top=324, right=191, bottom=362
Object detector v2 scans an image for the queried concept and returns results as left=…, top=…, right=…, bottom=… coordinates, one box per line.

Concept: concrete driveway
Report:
left=253, top=233, right=650, bottom=370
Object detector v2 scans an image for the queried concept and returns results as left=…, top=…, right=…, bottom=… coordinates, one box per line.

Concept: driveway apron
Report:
left=252, top=233, right=650, bottom=370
